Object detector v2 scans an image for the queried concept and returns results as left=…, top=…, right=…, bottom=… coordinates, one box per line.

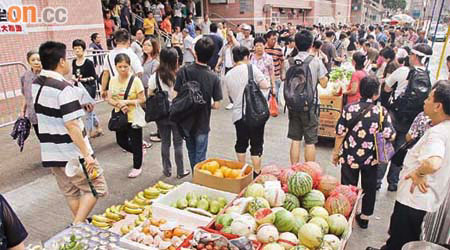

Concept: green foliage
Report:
left=383, top=0, right=407, bottom=10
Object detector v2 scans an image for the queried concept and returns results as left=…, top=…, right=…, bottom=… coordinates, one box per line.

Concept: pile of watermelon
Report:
left=215, top=162, right=358, bottom=250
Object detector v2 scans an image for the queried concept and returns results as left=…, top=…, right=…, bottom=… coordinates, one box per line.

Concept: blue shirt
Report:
left=187, top=23, right=196, bottom=38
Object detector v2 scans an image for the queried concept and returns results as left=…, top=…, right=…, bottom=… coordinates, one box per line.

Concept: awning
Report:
left=270, top=3, right=312, bottom=10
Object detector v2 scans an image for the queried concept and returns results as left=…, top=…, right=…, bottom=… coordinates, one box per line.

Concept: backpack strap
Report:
left=247, top=64, right=254, bottom=81
left=123, top=76, right=135, bottom=100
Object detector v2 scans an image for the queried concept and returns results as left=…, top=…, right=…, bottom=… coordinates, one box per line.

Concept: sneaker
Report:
left=149, top=135, right=161, bottom=142
left=387, top=184, right=397, bottom=192
left=225, top=103, right=233, bottom=110
left=128, top=168, right=142, bottom=178
left=177, top=170, right=190, bottom=179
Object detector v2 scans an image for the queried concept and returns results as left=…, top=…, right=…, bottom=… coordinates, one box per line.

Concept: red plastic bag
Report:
left=269, top=93, right=279, bottom=117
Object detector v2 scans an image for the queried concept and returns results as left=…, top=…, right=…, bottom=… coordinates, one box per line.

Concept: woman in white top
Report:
left=148, top=48, right=190, bottom=179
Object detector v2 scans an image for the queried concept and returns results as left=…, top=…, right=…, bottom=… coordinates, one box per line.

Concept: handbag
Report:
left=132, top=103, right=147, bottom=128
left=374, top=103, right=395, bottom=164
left=145, top=72, right=170, bottom=122
left=108, top=76, right=134, bottom=132
left=269, top=90, right=279, bottom=117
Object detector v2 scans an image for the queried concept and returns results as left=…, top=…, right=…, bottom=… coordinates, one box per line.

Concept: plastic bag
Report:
left=269, top=92, right=279, bottom=117
left=132, top=103, right=147, bottom=128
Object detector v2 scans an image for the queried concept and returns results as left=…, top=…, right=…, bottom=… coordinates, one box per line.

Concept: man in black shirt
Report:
left=174, top=37, right=223, bottom=169
left=0, top=195, right=27, bottom=250
left=205, top=23, right=224, bottom=70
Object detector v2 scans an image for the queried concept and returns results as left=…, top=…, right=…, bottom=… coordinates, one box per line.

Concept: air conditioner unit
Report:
left=280, top=8, right=285, bottom=14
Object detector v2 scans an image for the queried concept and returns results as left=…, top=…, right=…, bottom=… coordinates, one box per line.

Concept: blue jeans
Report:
left=185, top=133, right=209, bottom=170
left=274, top=79, right=282, bottom=101
left=85, top=111, right=99, bottom=131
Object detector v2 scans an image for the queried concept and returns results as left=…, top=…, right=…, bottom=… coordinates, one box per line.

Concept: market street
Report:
left=0, top=40, right=448, bottom=249
left=1, top=100, right=398, bottom=249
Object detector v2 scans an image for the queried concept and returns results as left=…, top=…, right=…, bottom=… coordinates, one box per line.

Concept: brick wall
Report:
left=0, top=0, right=106, bottom=94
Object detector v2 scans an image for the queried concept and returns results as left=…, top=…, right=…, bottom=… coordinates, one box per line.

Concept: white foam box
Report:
left=120, top=202, right=211, bottom=250
left=153, top=182, right=237, bottom=222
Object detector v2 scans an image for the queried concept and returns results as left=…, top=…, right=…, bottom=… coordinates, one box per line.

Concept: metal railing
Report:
left=0, top=62, right=28, bottom=127
left=0, top=51, right=110, bottom=128
left=131, top=12, right=172, bottom=47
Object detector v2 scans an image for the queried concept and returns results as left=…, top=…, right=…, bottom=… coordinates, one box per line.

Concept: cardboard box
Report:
left=319, top=117, right=338, bottom=138
left=319, top=94, right=343, bottom=120
left=193, top=158, right=254, bottom=194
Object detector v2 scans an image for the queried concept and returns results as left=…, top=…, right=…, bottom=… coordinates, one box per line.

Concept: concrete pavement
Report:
left=0, top=101, right=396, bottom=249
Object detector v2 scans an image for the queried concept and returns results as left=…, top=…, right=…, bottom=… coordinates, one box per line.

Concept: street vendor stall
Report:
left=34, top=158, right=362, bottom=250
left=317, top=63, right=354, bottom=138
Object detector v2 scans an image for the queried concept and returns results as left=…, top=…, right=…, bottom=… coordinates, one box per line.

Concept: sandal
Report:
left=143, top=141, right=153, bottom=149
left=128, top=168, right=142, bottom=178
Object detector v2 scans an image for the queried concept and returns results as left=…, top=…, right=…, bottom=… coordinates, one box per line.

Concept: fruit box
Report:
left=120, top=203, right=198, bottom=250
left=193, top=158, right=254, bottom=194
left=339, top=189, right=363, bottom=250
left=153, top=182, right=237, bottom=223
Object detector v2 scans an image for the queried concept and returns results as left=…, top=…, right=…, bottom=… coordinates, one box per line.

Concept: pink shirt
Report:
left=346, top=70, right=367, bottom=104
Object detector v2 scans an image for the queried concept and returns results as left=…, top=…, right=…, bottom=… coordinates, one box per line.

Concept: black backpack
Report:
left=284, top=55, right=317, bottom=113
left=391, top=67, right=431, bottom=130
left=169, top=68, right=206, bottom=123
left=241, top=64, right=269, bottom=127
left=145, top=72, right=170, bottom=122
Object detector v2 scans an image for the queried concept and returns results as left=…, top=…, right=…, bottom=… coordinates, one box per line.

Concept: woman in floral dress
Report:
left=332, top=76, right=396, bottom=229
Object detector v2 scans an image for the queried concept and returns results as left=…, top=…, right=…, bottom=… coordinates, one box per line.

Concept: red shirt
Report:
left=160, top=19, right=172, bottom=34
left=104, top=19, right=115, bottom=38
left=346, top=70, right=367, bottom=104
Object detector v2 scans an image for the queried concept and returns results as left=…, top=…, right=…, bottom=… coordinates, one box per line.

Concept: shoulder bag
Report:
left=145, top=72, right=170, bottom=122
left=108, top=76, right=134, bottom=131
left=374, top=103, right=395, bottom=164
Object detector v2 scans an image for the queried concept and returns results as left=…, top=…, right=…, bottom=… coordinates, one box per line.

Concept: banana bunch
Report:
left=134, top=213, right=148, bottom=227
left=153, top=181, right=175, bottom=194
left=123, top=200, right=145, bottom=214
left=120, top=223, right=136, bottom=236
left=91, top=214, right=115, bottom=230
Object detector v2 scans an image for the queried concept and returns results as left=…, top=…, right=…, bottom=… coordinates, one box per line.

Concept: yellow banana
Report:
left=138, top=214, right=147, bottom=221
left=124, top=200, right=141, bottom=209
left=120, top=225, right=130, bottom=235
left=124, top=206, right=143, bottom=214
left=92, top=220, right=111, bottom=228
left=137, top=192, right=146, bottom=200
left=135, top=218, right=144, bottom=226
left=158, top=189, right=169, bottom=194
left=105, top=210, right=122, bottom=221
left=92, top=215, right=112, bottom=223
left=98, top=225, right=111, bottom=230
left=157, top=181, right=174, bottom=189
left=133, top=196, right=151, bottom=206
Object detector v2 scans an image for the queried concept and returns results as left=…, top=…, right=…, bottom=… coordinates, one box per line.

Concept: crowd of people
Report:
left=3, top=6, right=450, bottom=248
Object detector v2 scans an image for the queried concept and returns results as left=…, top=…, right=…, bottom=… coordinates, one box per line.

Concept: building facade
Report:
left=350, top=0, right=384, bottom=24
left=204, top=0, right=352, bottom=33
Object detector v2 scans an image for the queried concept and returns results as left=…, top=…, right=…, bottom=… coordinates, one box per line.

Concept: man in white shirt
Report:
left=130, top=28, right=145, bottom=63
left=367, top=81, right=450, bottom=250
left=200, top=15, right=211, bottom=35
left=379, top=43, right=432, bottom=192
left=238, top=24, right=254, bottom=51
left=101, top=29, right=144, bottom=98
left=182, top=28, right=195, bottom=64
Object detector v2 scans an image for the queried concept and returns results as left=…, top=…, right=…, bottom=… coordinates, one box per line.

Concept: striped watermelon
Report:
left=288, top=172, right=313, bottom=197
left=292, top=162, right=323, bottom=189
left=301, top=190, right=325, bottom=210
left=325, top=193, right=352, bottom=217
left=283, top=193, right=300, bottom=211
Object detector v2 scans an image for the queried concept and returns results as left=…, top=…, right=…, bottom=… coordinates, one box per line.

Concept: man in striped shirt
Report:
left=265, top=31, right=285, bottom=101
left=33, top=41, right=107, bottom=225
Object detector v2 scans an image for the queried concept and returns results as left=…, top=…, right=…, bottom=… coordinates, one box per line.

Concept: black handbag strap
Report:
left=247, top=64, right=254, bottom=81
left=343, top=103, right=374, bottom=141
left=155, top=72, right=163, bottom=92
left=123, top=76, right=135, bottom=100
